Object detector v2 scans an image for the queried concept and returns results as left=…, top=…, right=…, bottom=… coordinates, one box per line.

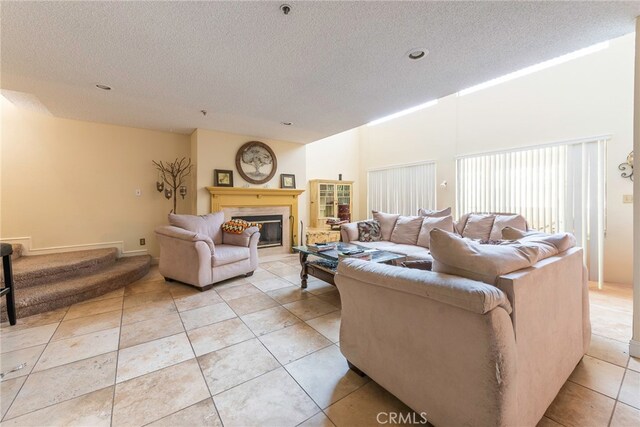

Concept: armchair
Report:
left=155, top=212, right=260, bottom=291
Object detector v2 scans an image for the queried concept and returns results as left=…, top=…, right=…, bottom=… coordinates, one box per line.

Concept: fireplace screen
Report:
left=233, top=215, right=283, bottom=248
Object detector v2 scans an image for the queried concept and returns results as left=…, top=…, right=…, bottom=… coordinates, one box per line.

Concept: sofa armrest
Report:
left=223, top=226, right=260, bottom=247
left=495, top=247, right=588, bottom=424
left=337, top=258, right=511, bottom=314
left=340, top=222, right=359, bottom=242
left=155, top=225, right=215, bottom=253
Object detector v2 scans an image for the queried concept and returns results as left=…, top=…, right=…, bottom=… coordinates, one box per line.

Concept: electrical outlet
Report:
left=139, top=238, right=146, bottom=246
left=623, top=194, right=633, bottom=204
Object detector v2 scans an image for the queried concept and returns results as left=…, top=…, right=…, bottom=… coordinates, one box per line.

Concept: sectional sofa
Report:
left=340, top=210, right=528, bottom=261
left=335, top=211, right=590, bottom=426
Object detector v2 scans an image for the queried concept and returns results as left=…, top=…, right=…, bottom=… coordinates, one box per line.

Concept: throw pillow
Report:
left=372, top=211, right=400, bottom=241
left=502, top=227, right=576, bottom=254
left=357, top=220, right=382, bottom=242
left=390, top=216, right=423, bottom=245
left=462, top=214, right=496, bottom=240
left=489, top=214, right=527, bottom=240
left=169, top=212, right=225, bottom=244
left=221, top=219, right=262, bottom=234
left=416, top=215, right=454, bottom=248
left=418, top=207, right=452, bottom=217
left=429, top=228, right=539, bottom=285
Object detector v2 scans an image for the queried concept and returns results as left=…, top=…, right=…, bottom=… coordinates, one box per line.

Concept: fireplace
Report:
left=233, top=215, right=283, bottom=249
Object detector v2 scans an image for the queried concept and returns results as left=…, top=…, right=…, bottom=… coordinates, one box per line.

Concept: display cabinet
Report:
left=309, top=179, right=354, bottom=229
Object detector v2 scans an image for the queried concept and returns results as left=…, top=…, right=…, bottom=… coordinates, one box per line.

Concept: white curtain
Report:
left=456, top=138, right=608, bottom=286
left=368, top=162, right=436, bottom=216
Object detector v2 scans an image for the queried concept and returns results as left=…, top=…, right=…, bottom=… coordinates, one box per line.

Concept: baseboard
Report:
left=0, top=237, right=149, bottom=258
left=630, top=339, right=640, bottom=358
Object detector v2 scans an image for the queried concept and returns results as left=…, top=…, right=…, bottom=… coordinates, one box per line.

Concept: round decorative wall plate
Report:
left=235, top=141, right=277, bottom=184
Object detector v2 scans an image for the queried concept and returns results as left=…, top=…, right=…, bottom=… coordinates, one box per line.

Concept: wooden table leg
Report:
left=299, top=252, right=308, bottom=289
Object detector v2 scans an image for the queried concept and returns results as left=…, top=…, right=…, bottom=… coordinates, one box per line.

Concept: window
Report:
left=367, top=161, right=436, bottom=216
left=456, top=137, right=608, bottom=286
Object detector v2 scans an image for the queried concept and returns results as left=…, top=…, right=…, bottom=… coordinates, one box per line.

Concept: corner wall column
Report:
left=631, top=17, right=640, bottom=358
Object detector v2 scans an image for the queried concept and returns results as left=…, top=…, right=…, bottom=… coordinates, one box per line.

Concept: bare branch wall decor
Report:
left=153, top=157, right=193, bottom=213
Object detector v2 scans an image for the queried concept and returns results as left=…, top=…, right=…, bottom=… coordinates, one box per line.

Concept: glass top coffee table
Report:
left=292, top=242, right=406, bottom=288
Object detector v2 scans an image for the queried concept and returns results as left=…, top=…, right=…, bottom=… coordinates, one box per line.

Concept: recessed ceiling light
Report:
left=280, top=4, right=291, bottom=15
left=281, top=122, right=292, bottom=126
left=95, top=84, right=111, bottom=91
left=407, top=48, right=428, bottom=61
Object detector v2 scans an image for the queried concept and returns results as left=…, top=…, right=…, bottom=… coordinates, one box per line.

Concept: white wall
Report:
left=306, top=128, right=362, bottom=222
left=353, top=33, right=635, bottom=284
left=631, top=20, right=639, bottom=357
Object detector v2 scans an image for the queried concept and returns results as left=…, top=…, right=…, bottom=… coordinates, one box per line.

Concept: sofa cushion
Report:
left=430, top=229, right=539, bottom=285
left=390, top=243, right=432, bottom=258
left=357, top=220, right=381, bottom=242
left=489, top=214, right=527, bottom=240
left=502, top=227, right=577, bottom=254
left=416, top=215, right=454, bottom=248
left=169, top=212, right=224, bottom=245
left=212, top=244, right=250, bottom=267
left=462, top=214, right=496, bottom=240
left=353, top=241, right=397, bottom=250
left=390, top=216, right=423, bottom=245
left=418, top=207, right=452, bottom=218
left=372, top=211, right=400, bottom=241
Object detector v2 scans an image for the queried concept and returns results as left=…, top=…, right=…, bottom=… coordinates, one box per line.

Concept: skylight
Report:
left=367, top=99, right=438, bottom=126
left=457, top=41, right=610, bottom=96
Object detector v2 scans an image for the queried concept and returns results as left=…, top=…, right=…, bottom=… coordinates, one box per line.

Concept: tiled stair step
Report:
left=6, top=248, right=119, bottom=289
left=1, top=255, right=151, bottom=321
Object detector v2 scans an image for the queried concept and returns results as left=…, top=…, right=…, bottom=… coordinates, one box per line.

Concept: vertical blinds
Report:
left=456, top=138, right=608, bottom=286
left=368, top=162, right=436, bottom=216
left=456, top=145, right=568, bottom=233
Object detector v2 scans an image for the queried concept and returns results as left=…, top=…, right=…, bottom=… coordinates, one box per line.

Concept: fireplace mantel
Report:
left=206, top=187, right=305, bottom=246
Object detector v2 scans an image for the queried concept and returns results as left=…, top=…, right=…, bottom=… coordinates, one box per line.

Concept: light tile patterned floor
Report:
left=0, top=254, right=638, bottom=426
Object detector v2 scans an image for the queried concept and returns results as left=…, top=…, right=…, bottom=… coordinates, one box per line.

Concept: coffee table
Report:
left=292, top=242, right=406, bottom=288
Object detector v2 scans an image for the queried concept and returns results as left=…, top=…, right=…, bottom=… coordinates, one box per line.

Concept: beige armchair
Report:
left=155, top=212, right=260, bottom=291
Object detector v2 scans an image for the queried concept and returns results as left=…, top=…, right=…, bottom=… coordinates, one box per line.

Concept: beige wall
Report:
left=305, top=128, right=362, bottom=222
left=1, top=98, right=191, bottom=257
left=191, top=128, right=308, bottom=224
left=356, top=33, right=634, bottom=284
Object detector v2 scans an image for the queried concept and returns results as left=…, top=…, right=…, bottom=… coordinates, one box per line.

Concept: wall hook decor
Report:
left=619, top=151, right=633, bottom=181
left=153, top=157, right=193, bottom=213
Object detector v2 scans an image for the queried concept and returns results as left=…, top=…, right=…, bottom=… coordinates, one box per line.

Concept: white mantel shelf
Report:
left=206, top=186, right=305, bottom=246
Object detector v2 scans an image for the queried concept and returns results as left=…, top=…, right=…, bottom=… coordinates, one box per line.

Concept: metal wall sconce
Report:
left=619, top=151, right=633, bottom=181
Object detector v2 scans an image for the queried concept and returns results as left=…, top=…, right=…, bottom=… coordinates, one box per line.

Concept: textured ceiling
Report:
left=2, top=1, right=639, bottom=143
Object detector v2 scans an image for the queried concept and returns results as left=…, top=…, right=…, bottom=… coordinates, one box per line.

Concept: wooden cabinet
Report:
left=309, top=179, right=354, bottom=229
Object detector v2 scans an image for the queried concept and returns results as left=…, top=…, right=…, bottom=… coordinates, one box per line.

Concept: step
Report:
left=1, top=255, right=151, bottom=321
left=8, top=248, right=118, bottom=289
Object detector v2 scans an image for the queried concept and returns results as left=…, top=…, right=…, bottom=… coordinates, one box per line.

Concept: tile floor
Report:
left=0, top=254, right=638, bottom=426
